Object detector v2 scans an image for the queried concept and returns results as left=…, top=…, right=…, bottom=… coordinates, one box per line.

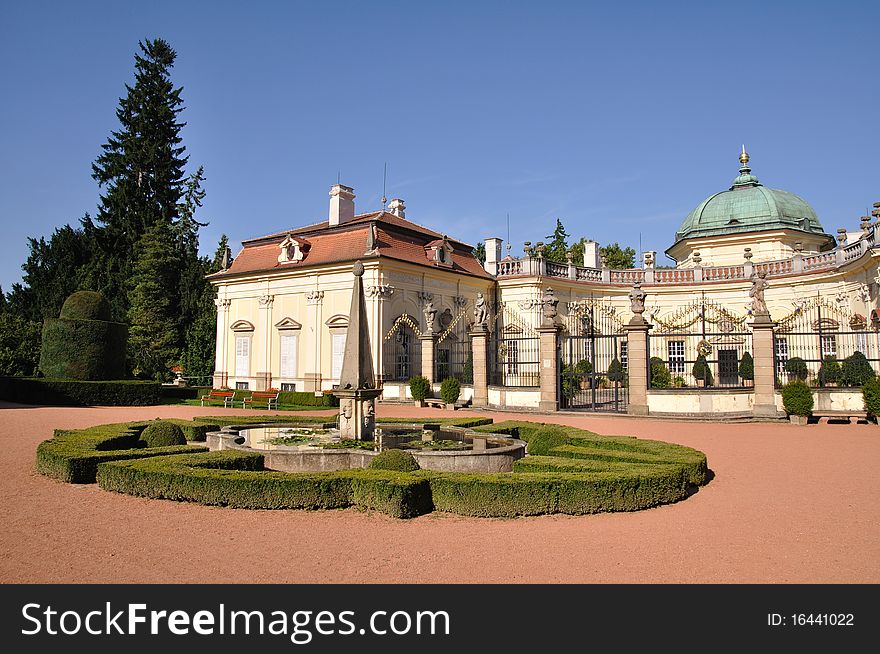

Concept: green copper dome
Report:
left=672, top=149, right=829, bottom=244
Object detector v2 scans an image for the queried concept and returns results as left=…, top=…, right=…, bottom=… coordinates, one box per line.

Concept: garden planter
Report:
left=696, top=379, right=706, bottom=388
left=789, top=415, right=808, bottom=426
left=413, top=399, right=425, bottom=408
left=742, top=379, right=753, bottom=388
left=445, top=403, right=457, bottom=411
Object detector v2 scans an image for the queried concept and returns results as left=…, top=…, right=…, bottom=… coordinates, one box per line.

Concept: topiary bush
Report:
left=140, top=421, right=187, bottom=447
left=782, top=380, right=813, bottom=417
left=818, top=355, right=841, bottom=386
left=692, top=354, right=713, bottom=386
left=650, top=357, right=671, bottom=389
left=368, top=449, right=420, bottom=472
left=39, top=290, right=127, bottom=380
left=409, top=375, right=431, bottom=401
left=784, top=357, right=808, bottom=382
left=607, top=358, right=626, bottom=383
left=738, top=352, right=754, bottom=382
left=0, top=377, right=159, bottom=406
left=862, top=377, right=880, bottom=420
left=840, top=351, right=875, bottom=387
left=526, top=426, right=569, bottom=455
left=440, top=377, right=461, bottom=404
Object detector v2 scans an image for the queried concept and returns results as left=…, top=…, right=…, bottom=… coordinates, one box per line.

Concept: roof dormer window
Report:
left=277, top=234, right=311, bottom=264
left=425, top=234, right=454, bottom=268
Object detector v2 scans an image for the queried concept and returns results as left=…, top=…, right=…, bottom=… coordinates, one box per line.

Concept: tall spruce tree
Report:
left=127, top=218, right=181, bottom=379
left=545, top=219, right=571, bottom=262
left=91, top=38, right=188, bottom=321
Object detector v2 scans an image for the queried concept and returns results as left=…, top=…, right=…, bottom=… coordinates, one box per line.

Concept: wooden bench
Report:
left=242, top=391, right=280, bottom=410
left=812, top=410, right=868, bottom=424
left=200, top=390, right=235, bottom=408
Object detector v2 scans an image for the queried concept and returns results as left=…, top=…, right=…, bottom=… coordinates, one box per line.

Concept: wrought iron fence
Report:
left=382, top=320, right=422, bottom=381
left=490, top=334, right=540, bottom=387
left=436, top=306, right=472, bottom=383
left=648, top=301, right=752, bottom=389
left=773, top=298, right=880, bottom=387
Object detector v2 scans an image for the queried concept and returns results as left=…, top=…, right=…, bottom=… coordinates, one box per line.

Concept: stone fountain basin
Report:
left=205, top=423, right=526, bottom=473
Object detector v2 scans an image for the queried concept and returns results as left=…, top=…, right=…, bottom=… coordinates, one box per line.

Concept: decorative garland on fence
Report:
left=652, top=300, right=747, bottom=332
left=565, top=300, right=625, bottom=333
left=437, top=307, right=470, bottom=343
left=775, top=295, right=851, bottom=331
left=384, top=313, right=422, bottom=342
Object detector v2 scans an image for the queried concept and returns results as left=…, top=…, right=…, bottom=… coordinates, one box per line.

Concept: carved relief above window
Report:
left=230, top=319, right=255, bottom=332
left=277, top=234, right=311, bottom=264
left=274, top=317, right=302, bottom=331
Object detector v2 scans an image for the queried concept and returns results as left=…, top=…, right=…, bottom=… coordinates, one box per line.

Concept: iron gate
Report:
left=559, top=301, right=628, bottom=412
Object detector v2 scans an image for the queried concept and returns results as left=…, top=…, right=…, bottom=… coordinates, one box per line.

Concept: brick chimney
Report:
left=329, top=184, right=355, bottom=226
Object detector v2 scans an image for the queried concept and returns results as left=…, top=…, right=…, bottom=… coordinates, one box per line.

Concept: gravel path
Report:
left=1, top=402, right=877, bottom=583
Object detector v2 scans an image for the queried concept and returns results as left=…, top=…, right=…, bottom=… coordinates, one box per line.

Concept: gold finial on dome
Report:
left=739, top=144, right=750, bottom=166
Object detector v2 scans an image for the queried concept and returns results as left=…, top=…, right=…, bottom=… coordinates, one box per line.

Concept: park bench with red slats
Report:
left=242, top=391, right=280, bottom=410
left=199, top=390, right=235, bottom=408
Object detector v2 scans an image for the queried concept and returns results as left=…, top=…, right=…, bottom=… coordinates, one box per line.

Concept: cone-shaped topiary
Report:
left=607, top=358, right=625, bottom=383
left=782, top=380, right=813, bottom=417
left=784, top=357, right=808, bottom=382
left=141, top=421, right=187, bottom=447
left=692, top=354, right=713, bottom=385
left=440, top=377, right=461, bottom=404
left=369, top=449, right=420, bottom=472
left=738, top=352, right=754, bottom=381
left=818, top=355, right=840, bottom=386
left=409, top=375, right=431, bottom=401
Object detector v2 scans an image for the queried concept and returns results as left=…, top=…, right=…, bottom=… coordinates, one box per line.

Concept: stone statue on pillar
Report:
left=473, top=292, right=488, bottom=330
left=749, top=271, right=770, bottom=318
left=628, top=282, right=648, bottom=325
left=423, top=299, right=437, bottom=333
left=541, top=287, right=559, bottom=327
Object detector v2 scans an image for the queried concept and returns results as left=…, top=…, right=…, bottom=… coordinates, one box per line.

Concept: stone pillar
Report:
left=304, top=289, right=324, bottom=392
left=624, top=318, right=651, bottom=416
left=255, top=294, right=274, bottom=391
left=420, top=333, right=436, bottom=383
left=469, top=328, right=490, bottom=407
left=751, top=314, right=780, bottom=418
left=537, top=325, right=560, bottom=412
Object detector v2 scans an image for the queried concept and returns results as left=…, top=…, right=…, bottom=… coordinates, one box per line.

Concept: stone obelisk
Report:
left=333, top=261, right=382, bottom=440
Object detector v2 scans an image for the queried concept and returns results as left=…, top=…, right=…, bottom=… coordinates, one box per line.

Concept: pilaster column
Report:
left=751, top=313, right=780, bottom=418
left=537, top=325, right=561, bottom=412
left=255, top=293, right=274, bottom=391
left=623, top=318, right=651, bottom=416
left=305, top=290, right=324, bottom=392
left=366, top=282, right=394, bottom=382
left=469, top=328, right=490, bottom=407
left=420, top=333, right=437, bottom=383
left=212, top=297, right=231, bottom=388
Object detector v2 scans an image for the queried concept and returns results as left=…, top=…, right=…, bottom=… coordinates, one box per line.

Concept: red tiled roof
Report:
left=210, top=214, right=491, bottom=280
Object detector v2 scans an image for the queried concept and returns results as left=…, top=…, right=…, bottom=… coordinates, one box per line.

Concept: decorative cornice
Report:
left=306, top=290, right=324, bottom=305
left=214, top=298, right=232, bottom=310
left=258, top=294, right=275, bottom=308
left=417, top=291, right=433, bottom=303
left=452, top=295, right=468, bottom=308
left=518, top=299, right=541, bottom=310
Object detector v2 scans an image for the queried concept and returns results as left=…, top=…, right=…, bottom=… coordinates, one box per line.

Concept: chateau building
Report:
left=209, top=150, right=880, bottom=416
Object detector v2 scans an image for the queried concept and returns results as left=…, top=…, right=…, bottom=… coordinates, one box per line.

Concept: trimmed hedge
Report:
left=199, top=388, right=340, bottom=408
left=96, top=451, right=432, bottom=518
left=440, top=378, right=461, bottom=404
left=59, top=291, right=112, bottom=321
left=0, top=377, right=160, bottom=406
left=160, top=385, right=209, bottom=400
left=74, top=417, right=709, bottom=518
left=369, top=449, right=420, bottom=472
left=36, top=421, right=206, bottom=483
left=862, top=377, right=880, bottom=419
left=141, top=421, right=187, bottom=447
left=409, top=376, right=431, bottom=401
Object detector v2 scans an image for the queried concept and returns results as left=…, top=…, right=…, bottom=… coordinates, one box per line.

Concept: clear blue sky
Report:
left=1, top=0, right=878, bottom=289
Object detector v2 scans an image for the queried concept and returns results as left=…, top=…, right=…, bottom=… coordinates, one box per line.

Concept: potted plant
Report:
left=738, top=352, right=754, bottom=387
left=692, top=354, right=713, bottom=387
left=650, top=357, right=671, bottom=389
left=440, top=377, right=461, bottom=410
left=409, top=375, right=431, bottom=407
left=818, top=355, right=840, bottom=387
left=784, top=357, right=808, bottom=383
left=782, top=380, right=813, bottom=425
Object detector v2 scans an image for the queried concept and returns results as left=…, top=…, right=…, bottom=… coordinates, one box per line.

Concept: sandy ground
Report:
left=1, top=401, right=878, bottom=584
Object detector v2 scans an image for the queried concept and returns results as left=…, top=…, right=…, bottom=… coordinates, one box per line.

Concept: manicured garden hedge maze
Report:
left=37, top=418, right=709, bottom=518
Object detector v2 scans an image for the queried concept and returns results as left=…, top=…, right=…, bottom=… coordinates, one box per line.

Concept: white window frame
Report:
left=235, top=335, right=250, bottom=378
left=667, top=340, right=685, bottom=374
left=331, top=333, right=346, bottom=380
left=280, top=332, right=299, bottom=380
left=775, top=338, right=788, bottom=376
left=820, top=334, right=837, bottom=359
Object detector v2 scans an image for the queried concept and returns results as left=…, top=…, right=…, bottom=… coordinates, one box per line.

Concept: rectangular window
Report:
left=619, top=341, right=628, bottom=370
left=506, top=340, right=520, bottom=375
left=281, top=382, right=296, bottom=392
left=235, top=381, right=249, bottom=390
left=855, top=333, right=868, bottom=357
left=235, top=335, right=250, bottom=378
left=437, top=349, right=450, bottom=380
left=667, top=340, right=685, bottom=374
left=331, top=333, right=346, bottom=380
left=775, top=338, right=788, bottom=376
left=280, top=333, right=298, bottom=379
left=821, top=334, right=836, bottom=359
